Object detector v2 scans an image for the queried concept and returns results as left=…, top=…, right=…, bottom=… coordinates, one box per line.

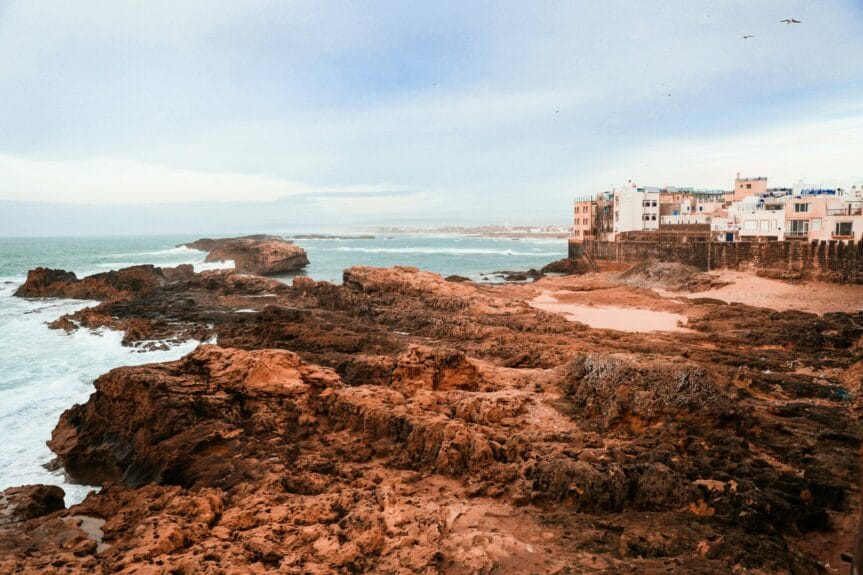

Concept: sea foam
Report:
left=0, top=281, right=198, bottom=505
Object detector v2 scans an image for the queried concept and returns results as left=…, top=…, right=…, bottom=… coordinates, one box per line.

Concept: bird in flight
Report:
left=742, top=35, right=754, bottom=39
left=780, top=18, right=802, bottom=24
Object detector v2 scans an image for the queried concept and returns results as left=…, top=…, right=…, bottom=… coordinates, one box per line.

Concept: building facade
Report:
left=730, top=195, right=787, bottom=241
left=572, top=196, right=596, bottom=241
left=571, top=175, right=862, bottom=245
left=733, top=175, right=767, bottom=201
left=613, top=182, right=660, bottom=236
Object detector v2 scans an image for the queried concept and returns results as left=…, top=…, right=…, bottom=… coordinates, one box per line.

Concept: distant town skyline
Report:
left=1, top=1, right=862, bottom=235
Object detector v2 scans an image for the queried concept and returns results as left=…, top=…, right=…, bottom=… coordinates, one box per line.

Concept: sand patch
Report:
left=530, top=291, right=691, bottom=333
left=657, top=271, right=863, bottom=315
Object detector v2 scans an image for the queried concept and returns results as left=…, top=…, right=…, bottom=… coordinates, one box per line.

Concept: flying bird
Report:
left=742, top=35, right=754, bottom=39
left=780, top=18, right=801, bottom=24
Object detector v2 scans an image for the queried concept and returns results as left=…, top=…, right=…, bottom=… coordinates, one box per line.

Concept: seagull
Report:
left=780, top=18, right=801, bottom=24
left=742, top=35, right=754, bottom=39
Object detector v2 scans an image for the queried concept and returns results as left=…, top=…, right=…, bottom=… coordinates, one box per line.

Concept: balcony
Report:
left=832, top=232, right=855, bottom=239
left=827, top=207, right=863, bottom=216
left=785, top=230, right=809, bottom=238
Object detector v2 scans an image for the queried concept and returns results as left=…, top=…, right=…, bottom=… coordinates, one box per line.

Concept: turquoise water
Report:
left=0, top=234, right=566, bottom=282
left=0, top=234, right=565, bottom=504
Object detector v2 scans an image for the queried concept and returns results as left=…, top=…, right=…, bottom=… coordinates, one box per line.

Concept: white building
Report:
left=613, top=182, right=660, bottom=236
left=710, top=217, right=738, bottom=242
left=729, top=195, right=788, bottom=241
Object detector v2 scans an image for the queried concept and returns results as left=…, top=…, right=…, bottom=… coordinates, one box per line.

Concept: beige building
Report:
left=659, top=188, right=727, bottom=226
left=785, top=194, right=863, bottom=241
left=733, top=175, right=767, bottom=202
left=572, top=196, right=596, bottom=241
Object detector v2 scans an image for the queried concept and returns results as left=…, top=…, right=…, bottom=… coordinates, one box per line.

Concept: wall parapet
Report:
left=568, top=238, right=862, bottom=284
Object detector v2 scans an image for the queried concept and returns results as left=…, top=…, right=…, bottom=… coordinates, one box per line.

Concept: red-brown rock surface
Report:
left=183, top=236, right=309, bottom=275
left=14, top=264, right=194, bottom=300
left=0, top=485, right=66, bottom=527
left=2, top=264, right=861, bottom=573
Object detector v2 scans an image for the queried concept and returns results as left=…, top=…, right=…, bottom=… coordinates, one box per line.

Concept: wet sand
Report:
left=658, top=271, right=863, bottom=315
left=531, top=290, right=691, bottom=332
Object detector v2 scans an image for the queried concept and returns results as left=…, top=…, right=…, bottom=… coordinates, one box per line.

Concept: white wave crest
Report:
left=0, top=294, right=199, bottom=505
left=330, top=247, right=561, bottom=256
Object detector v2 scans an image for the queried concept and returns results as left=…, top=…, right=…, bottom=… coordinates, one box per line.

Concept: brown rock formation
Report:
left=14, top=264, right=194, bottom=300
left=1, top=264, right=861, bottom=573
left=0, top=485, right=65, bottom=526
left=540, top=256, right=591, bottom=275
left=183, top=236, right=309, bottom=275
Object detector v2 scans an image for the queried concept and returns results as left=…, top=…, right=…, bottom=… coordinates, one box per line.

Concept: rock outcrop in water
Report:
left=2, top=263, right=861, bottom=573
left=14, top=265, right=195, bottom=300
left=182, top=235, right=309, bottom=275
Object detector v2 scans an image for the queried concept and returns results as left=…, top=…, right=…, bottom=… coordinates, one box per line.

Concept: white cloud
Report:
left=0, top=155, right=408, bottom=204
left=581, top=105, right=863, bottom=190
left=0, top=0, right=862, bottom=225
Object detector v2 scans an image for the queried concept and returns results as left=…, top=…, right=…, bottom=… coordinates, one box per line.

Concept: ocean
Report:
left=0, top=234, right=566, bottom=504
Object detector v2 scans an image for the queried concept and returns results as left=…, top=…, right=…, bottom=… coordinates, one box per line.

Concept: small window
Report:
left=746, top=183, right=752, bottom=189
left=794, top=203, right=810, bottom=213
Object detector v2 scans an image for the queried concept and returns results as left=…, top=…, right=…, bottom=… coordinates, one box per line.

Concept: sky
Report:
left=1, top=0, right=863, bottom=235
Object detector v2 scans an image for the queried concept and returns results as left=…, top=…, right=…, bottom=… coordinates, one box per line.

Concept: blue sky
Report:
left=1, top=0, right=862, bottom=232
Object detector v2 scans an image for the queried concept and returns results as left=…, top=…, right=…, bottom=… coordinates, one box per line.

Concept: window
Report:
left=794, top=203, right=810, bottom=213
left=836, top=221, right=853, bottom=236
left=651, top=214, right=657, bottom=221
left=746, top=183, right=752, bottom=189
left=788, top=220, right=809, bottom=235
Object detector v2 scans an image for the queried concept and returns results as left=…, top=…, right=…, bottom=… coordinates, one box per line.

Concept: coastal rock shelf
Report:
left=2, top=264, right=862, bottom=573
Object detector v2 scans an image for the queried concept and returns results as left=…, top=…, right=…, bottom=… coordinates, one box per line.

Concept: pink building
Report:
left=785, top=195, right=863, bottom=241
left=572, top=197, right=596, bottom=242
left=733, top=175, right=767, bottom=202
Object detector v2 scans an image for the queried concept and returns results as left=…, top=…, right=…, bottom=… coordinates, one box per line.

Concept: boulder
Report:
left=0, top=485, right=65, bottom=526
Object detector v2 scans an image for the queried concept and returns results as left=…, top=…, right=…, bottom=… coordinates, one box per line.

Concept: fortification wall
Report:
left=569, top=239, right=862, bottom=284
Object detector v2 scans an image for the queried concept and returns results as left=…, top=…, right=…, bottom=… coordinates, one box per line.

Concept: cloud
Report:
left=587, top=103, right=863, bottom=190
left=0, top=0, right=861, bottom=230
left=0, top=155, right=411, bottom=204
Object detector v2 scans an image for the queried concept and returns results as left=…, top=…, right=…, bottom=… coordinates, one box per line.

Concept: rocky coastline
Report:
left=1, top=255, right=861, bottom=573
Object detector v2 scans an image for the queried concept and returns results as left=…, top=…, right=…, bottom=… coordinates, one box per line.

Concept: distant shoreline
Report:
left=373, top=228, right=570, bottom=239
